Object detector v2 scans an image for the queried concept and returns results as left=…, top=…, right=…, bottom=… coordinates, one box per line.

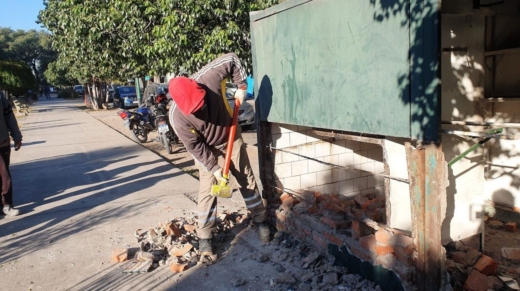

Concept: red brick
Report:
left=351, top=220, right=372, bottom=239
left=375, top=244, right=394, bottom=256
left=362, top=197, right=386, bottom=210
left=349, top=243, right=373, bottom=262
left=170, top=263, right=188, bottom=273
left=320, top=201, right=346, bottom=213
left=374, top=229, right=392, bottom=246
left=473, top=255, right=497, bottom=275
left=111, top=248, right=128, bottom=263
left=323, top=231, right=345, bottom=245
left=463, top=270, right=489, bottom=291
left=279, top=192, right=292, bottom=203
left=505, top=222, right=517, bottom=232
left=351, top=209, right=364, bottom=219
left=450, top=251, right=466, bottom=265
left=351, top=220, right=362, bottom=239
left=359, top=235, right=376, bottom=252
left=281, top=196, right=296, bottom=212
left=183, top=224, right=197, bottom=233
left=312, top=231, right=329, bottom=250
left=308, top=204, right=321, bottom=214
left=320, top=216, right=349, bottom=230
left=164, top=222, right=182, bottom=237
left=173, top=243, right=193, bottom=257
left=315, top=191, right=325, bottom=203
left=294, top=219, right=313, bottom=237
left=365, top=209, right=381, bottom=221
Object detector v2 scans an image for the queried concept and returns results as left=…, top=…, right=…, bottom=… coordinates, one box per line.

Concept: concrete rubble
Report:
left=112, top=211, right=248, bottom=273
left=110, top=210, right=387, bottom=290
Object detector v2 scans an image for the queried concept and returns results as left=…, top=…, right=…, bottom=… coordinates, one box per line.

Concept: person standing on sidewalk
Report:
left=0, top=91, right=22, bottom=217
left=168, top=53, right=270, bottom=260
left=44, top=86, right=51, bottom=100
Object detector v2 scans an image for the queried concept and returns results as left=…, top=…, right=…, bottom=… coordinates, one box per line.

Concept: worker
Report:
left=168, top=53, right=270, bottom=261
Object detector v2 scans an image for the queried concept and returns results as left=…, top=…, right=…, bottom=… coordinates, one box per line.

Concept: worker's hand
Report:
left=234, top=89, right=246, bottom=106
left=14, top=140, right=22, bottom=151
left=213, top=168, right=228, bottom=184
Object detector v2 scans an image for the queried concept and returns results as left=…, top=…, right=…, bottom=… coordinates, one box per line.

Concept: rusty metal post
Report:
left=405, top=142, right=447, bottom=291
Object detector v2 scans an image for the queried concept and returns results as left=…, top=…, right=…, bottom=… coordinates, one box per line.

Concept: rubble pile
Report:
left=266, top=233, right=383, bottom=291
left=111, top=211, right=249, bottom=273
left=443, top=217, right=520, bottom=291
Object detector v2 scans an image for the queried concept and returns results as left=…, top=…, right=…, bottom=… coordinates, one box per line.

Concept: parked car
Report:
left=112, top=86, right=141, bottom=109
left=73, top=85, right=84, bottom=95
left=225, top=83, right=255, bottom=128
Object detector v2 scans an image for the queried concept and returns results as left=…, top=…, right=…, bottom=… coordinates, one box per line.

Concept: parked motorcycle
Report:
left=153, top=91, right=179, bottom=154
left=117, top=103, right=155, bottom=143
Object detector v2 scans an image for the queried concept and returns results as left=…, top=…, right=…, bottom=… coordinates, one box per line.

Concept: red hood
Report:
left=168, top=77, right=206, bottom=115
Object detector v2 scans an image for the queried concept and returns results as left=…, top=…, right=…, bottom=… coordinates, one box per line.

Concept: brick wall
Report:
left=272, top=190, right=415, bottom=290
left=271, top=124, right=385, bottom=199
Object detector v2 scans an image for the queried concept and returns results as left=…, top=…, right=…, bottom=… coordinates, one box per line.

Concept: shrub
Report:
left=58, top=88, right=78, bottom=99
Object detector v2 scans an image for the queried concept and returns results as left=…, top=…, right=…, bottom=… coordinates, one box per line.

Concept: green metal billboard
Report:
left=251, top=0, right=440, bottom=141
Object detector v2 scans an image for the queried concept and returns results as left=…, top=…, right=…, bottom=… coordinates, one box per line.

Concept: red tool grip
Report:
left=222, top=99, right=241, bottom=177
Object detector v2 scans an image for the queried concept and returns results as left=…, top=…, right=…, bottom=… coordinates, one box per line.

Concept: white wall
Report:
left=271, top=124, right=385, bottom=199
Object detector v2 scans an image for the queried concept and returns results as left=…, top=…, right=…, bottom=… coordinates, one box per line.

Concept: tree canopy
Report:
left=0, top=60, right=37, bottom=95
left=0, top=28, right=56, bottom=86
left=39, top=0, right=278, bottom=83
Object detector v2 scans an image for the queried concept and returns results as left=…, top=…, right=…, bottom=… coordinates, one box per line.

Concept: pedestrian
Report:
left=44, top=86, right=51, bottom=100
left=0, top=91, right=22, bottom=217
left=168, top=53, right=270, bottom=260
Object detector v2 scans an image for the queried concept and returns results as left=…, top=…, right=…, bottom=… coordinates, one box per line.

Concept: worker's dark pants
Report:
left=195, top=134, right=266, bottom=239
left=0, top=145, right=13, bottom=210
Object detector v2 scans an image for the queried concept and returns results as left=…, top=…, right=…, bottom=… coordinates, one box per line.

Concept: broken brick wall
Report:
left=263, top=123, right=415, bottom=289
left=270, top=190, right=415, bottom=290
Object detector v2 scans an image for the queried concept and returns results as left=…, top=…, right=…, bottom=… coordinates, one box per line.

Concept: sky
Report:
left=0, top=0, right=46, bottom=31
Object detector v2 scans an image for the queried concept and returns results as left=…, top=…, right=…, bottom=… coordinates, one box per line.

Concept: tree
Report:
left=39, top=0, right=277, bottom=109
left=44, top=61, right=76, bottom=87
left=0, top=28, right=57, bottom=86
left=0, top=60, right=37, bottom=96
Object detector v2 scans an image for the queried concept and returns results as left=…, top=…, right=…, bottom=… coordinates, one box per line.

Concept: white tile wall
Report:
left=292, top=160, right=309, bottom=176
left=271, top=123, right=385, bottom=196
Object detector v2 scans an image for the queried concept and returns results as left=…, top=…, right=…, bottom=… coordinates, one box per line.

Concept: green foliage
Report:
left=0, top=27, right=57, bottom=85
left=0, top=60, right=37, bottom=95
left=39, top=0, right=278, bottom=82
left=44, top=61, right=77, bottom=87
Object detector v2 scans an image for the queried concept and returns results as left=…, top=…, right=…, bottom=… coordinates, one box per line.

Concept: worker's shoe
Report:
left=3, top=206, right=20, bottom=217
left=198, top=238, right=217, bottom=263
left=199, top=238, right=214, bottom=256
left=255, top=221, right=271, bottom=242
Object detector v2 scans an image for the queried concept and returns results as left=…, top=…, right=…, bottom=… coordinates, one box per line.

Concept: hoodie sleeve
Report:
left=2, top=95, right=22, bottom=141
left=190, top=53, right=248, bottom=93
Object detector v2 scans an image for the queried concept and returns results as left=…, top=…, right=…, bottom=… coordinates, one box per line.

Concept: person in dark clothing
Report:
left=0, top=91, right=22, bottom=217
left=168, top=53, right=270, bottom=260
left=44, top=86, right=51, bottom=100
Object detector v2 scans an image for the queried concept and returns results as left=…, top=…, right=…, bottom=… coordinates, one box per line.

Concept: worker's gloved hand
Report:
left=234, top=89, right=246, bottom=105
left=213, top=168, right=228, bottom=184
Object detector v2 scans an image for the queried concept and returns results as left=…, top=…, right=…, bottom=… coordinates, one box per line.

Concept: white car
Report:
left=226, top=83, right=255, bottom=128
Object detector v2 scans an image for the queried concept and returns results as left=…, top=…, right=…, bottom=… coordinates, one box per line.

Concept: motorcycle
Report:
left=153, top=91, right=179, bottom=154
left=117, top=101, right=155, bottom=143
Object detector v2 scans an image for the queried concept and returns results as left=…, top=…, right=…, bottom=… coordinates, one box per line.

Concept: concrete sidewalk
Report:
left=0, top=98, right=276, bottom=291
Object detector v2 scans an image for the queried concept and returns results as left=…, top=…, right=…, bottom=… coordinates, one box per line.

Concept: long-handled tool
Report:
left=211, top=98, right=241, bottom=198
